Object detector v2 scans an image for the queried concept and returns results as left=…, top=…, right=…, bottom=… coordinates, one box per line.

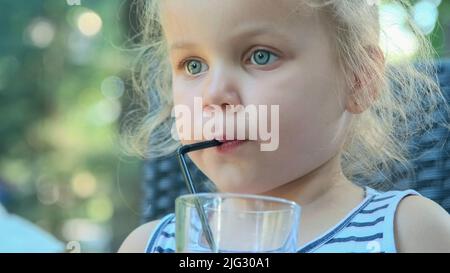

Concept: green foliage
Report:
left=0, top=0, right=141, bottom=252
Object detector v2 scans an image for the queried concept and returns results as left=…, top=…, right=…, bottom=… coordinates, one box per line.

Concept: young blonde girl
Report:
left=119, top=0, right=450, bottom=253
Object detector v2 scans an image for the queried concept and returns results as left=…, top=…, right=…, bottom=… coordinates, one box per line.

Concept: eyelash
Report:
left=176, top=47, right=280, bottom=75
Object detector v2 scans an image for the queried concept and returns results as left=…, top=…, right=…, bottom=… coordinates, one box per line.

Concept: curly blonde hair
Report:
left=121, top=0, right=448, bottom=188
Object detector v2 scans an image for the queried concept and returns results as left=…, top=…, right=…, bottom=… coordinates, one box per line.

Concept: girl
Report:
left=119, top=0, right=450, bottom=253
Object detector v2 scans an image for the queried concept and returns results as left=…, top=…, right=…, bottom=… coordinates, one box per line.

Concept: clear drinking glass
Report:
left=175, top=193, right=301, bottom=253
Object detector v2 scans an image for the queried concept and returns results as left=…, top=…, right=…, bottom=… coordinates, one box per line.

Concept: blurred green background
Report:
left=0, top=0, right=449, bottom=252
left=0, top=0, right=141, bottom=252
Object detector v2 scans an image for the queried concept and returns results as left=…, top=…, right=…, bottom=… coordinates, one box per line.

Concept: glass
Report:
left=175, top=193, right=301, bottom=253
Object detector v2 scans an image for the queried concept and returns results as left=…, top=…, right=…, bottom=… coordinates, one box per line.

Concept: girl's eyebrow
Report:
left=170, top=41, right=199, bottom=52
left=169, top=24, right=291, bottom=53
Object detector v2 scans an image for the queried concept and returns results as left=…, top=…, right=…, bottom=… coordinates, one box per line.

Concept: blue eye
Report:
left=250, top=49, right=279, bottom=66
left=184, top=59, right=208, bottom=76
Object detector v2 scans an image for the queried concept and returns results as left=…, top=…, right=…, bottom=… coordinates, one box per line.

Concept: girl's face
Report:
left=160, top=0, right=353, bottom=194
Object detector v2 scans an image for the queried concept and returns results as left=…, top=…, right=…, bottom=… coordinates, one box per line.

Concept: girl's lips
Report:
left=215, top=139, right=248, bottom=154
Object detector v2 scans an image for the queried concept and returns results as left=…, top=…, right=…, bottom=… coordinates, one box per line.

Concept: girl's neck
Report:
left=262, top=153, right=362, bottom=208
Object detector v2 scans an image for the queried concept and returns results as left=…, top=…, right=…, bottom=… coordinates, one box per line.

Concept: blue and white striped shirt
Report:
left=145, top=186, right=419, bottom=253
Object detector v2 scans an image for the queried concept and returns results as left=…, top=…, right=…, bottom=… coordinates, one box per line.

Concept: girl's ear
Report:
left=346, top=46, right=385, bottom=114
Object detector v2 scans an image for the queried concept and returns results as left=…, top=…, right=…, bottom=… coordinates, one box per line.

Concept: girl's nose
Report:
left=201, top=65, right=242, bottom=111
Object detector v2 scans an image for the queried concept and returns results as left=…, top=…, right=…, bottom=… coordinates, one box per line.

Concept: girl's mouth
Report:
left=215, top=139, right=249, bottom=154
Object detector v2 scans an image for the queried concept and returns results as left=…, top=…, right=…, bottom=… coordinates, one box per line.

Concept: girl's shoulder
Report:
left=393, top=192, right=450, bottom=252
left=118, top=218, right=167, bottom=253
left=312, top=186, right=450, bottom=253
left=143, top=213, right=176, bottom=253
left=299, top=186, right=421, bottom=253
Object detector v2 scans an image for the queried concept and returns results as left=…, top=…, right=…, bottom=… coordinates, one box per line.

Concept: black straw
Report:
left=177, top=139, right=222, bottom=252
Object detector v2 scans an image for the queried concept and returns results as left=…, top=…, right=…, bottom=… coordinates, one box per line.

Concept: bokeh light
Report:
left=90, top=99, right=122, bottom=125
left=379, top=2, right=419, bottom=60
left=71, top=172, right=97, bottom=198
left=36, top=176, right=60, bottom=205
left=27, top=18, right=55, bottom=48
left=413, top=0, right=440, bottom=35
left=77, top=11, right=102, bottom=37
left=62, top=218, right=111, bottom=252
left=87, top=196, right=114, bottom=222
left=379, top=0, right=443, bottom=61
left=101, top=76, right=125, bottom=99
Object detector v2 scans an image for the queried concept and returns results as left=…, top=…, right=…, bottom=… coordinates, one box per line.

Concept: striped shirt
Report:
left=145, top=186, right=419, bottom=253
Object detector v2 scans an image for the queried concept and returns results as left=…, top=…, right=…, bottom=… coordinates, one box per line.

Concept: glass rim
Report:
left=176, top=192, right=301, bottom=213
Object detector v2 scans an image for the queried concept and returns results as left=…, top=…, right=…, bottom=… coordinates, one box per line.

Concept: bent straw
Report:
left=177, top=139, right=222, bottom=252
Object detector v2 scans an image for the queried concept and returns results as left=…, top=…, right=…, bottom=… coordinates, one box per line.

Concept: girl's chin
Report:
left=215, top=183, right=250, bottom=194
left=214, top=181, right=265, bottom=195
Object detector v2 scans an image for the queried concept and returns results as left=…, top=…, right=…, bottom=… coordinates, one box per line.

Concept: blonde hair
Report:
left=121, top=0, right=448, bottom=188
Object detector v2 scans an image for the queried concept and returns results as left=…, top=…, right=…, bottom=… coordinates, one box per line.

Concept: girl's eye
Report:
left=180, top=49, right=279, bottom=76
left=249, top=49, right=279, bottom=66
left=184, top=59, right=208, bottom=76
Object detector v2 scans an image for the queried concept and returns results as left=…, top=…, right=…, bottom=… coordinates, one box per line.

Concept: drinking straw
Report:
left=177, top=139, right=222, bottom=252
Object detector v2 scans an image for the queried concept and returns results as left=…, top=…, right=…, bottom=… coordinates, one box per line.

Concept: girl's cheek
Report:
left=172, top=82, right=187, bottom=105
left=172, top=81, right=205, bottom=109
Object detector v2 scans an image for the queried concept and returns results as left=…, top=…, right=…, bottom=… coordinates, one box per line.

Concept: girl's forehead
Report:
left=159, top=0, right=316, bottom=40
